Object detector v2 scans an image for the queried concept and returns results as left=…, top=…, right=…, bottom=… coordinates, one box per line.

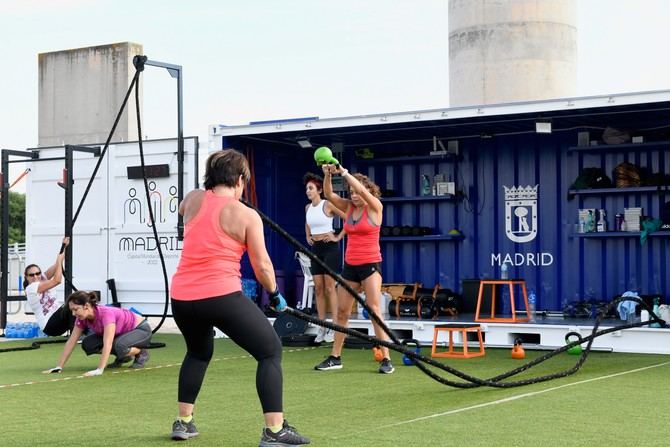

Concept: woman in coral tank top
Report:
left=169, top=149, right=310, bottom=446
left=314, top=163, right=394, bottom=375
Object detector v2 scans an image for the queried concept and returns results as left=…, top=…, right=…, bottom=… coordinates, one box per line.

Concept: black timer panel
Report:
left=126, top=164, right=170, bottom=179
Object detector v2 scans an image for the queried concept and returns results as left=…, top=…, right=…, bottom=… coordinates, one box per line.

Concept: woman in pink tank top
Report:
left=168, top=149, right=310, bottom=446
left=313, top=163, right=395, bottom=375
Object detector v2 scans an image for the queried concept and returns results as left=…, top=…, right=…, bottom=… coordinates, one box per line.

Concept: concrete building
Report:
left=38, top=42, right=143, bottom=146
left=449, top=0, right=577, bottom=107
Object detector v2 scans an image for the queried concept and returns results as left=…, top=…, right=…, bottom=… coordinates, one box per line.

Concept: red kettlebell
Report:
left=372, top=346, right=384, bottom=362
left=511, top=339, right=525, bottom=360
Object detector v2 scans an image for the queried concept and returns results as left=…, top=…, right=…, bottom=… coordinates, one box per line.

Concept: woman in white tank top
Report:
left=304, top=173, right=346, bottom=343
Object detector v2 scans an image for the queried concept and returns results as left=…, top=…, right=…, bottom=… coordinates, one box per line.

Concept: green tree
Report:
left=5, top=191, right=25, bottom=244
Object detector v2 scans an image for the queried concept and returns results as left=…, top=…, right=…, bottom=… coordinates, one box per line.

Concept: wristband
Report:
left=269, top=288, right=287, bottom=312
left=341, top=169, right=349, bottom=177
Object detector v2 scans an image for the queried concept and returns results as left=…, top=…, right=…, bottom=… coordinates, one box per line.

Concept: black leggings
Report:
left=81, top=320, right=152, bottom=358
left=171, top=292, right=283, bottom=413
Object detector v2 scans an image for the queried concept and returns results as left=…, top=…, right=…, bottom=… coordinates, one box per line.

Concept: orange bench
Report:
left=430, top=323, right=485, bottom=359
left=475, top=279, right=530, bottom=323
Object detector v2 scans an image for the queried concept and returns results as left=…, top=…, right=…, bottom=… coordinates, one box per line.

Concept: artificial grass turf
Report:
left=0, top=333, right=668, bottom=446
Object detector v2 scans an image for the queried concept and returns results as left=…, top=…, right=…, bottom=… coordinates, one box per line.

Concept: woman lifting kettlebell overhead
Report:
left=313, top=148, right=395, bottom=374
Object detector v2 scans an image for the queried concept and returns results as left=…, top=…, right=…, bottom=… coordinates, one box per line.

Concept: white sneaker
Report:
left=314, top=326, right=326, bottom=343
left=324, top=328, right=334, bottom=343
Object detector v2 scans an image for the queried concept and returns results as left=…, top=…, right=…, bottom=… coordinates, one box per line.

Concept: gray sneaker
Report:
left=171, top=418, right=199, bottom=441
left=379, top=358, right=395, bottom=374
left=131, top=349, right=150, bottom=369
left=259, top=420, right=310, bottom=446
left=314, top=355, right=342, bottom=371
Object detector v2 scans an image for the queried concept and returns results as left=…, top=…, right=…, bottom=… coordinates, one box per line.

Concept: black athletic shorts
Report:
left=341, top=261, right=382, bottom=283
left=310, top=241, right=341, bottom=275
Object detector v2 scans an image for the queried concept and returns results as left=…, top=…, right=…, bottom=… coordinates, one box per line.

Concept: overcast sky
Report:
left=1, top=0, right=669, bottom=168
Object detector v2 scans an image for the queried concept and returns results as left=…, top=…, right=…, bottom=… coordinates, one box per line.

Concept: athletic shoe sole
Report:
left=315, top=364, right=342, bottom=371
left=259, top=441, right=309, bottom=447
left=171, top=433, right=198, bottom=441
left=171, top=430, right=199, bottom=441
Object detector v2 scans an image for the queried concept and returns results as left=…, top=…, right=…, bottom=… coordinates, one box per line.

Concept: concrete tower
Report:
left=449, top=0, right=577, bottom=107
left=38, top=42, right=143, bottom=146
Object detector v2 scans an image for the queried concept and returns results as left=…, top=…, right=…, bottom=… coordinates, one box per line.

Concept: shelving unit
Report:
left=353, top=154, right=460, bottom=164
left=568, top=138, right=670, bottom=303
left=380, top=234, right=465, bottom=242
left=382, top=195, right=458, bottom=203
left=567, top=140, right=670, bottom=154
left=350, top=153, right=464, bottom=286
left=569, top=140, right=670, bottom=226
left=350, top=153, right=462, bottom=242
left=569, top=186, right=670, bottom=196
left=575, top=230, right=670, bottom=238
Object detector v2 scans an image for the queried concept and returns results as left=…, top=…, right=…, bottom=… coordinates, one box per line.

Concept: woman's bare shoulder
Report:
left=184, top=189, right=205, bottom=201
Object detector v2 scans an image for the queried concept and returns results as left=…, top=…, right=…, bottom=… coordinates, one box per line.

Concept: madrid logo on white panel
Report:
left=504, top=185, right=538, bottom=243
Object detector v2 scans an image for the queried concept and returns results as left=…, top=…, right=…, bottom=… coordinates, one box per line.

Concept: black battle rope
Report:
left=59, top=58, right=170, bottom=334
left=3, top=59, right=174, bottom=351
left=287, top=296, right=664, bottom=388
left=243, top=200, right=666, bottom=388
left=133, top=58, right=170, bottom=333
left=0, top=338, right=68, bottom=354
left=59, top=70, right=140, bottom=295
left=71, top=70, right=140, bottom=226
left=0, top=71, right=144, bottom=352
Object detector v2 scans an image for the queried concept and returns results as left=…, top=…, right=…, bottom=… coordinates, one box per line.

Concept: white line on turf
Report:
left=337, top=361, right=670, bottom=439
left=0, top=346, right=317, bottom=389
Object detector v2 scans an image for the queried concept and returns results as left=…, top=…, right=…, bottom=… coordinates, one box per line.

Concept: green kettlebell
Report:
left=314, top=146, right=339, bottom=166
left=565, top=331, right=583, bottom=355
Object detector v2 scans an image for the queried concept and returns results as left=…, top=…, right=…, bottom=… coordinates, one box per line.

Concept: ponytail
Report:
left=66, top=290, right=99, bottom=308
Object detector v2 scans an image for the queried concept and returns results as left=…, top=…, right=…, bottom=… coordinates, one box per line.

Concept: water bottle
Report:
left=585, top=210, right=595, bottom=233
left=421, top=175, right=431, bottom=196
left=528, top=290, right=537, bottom=322
left=500, top=264, right=510, bottom=315
left=640, top=309, right=650, bottom=325
left=596, top=209, right=607, bottom=232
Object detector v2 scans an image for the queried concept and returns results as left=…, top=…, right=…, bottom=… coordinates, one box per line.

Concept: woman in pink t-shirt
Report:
left=43, top=291, right=152, bottom=376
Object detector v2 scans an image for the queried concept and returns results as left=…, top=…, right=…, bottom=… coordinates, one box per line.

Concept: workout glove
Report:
left=269, top=289, right=287, bottom=312
left=43, top=366, right=62, bottom=374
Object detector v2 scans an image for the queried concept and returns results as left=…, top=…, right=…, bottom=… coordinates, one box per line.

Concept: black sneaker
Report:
left=107, top=356, right=132, bottom=369
left=171, top=418, right=199, bottom=441
left=314, top=355, right=342, bottom=371
left=259, top=420, right=310, bottom=446
left=378, top=358, right=394, bottom=374
left=131, top=349, right=150, bottom=369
